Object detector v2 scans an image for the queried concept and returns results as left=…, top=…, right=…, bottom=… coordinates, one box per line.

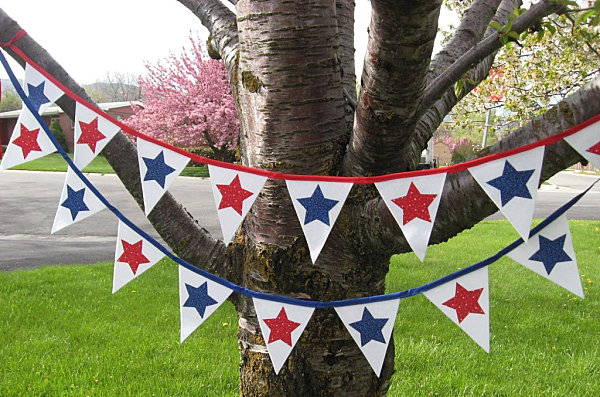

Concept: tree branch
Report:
left=0, top=8, right=233, bottom=282
left=176, top=0, right=239, bottom=78
left=362, top=74, right=600, bottom=258
left=410, top=0, right=521, bottom=162
left=421, top=0, right=564, bottom=112
left=428, top=0, right=505, bottom=84
left=342, top=0, right=443, bottom=176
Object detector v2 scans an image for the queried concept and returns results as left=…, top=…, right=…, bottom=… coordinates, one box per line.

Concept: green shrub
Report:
left=49, top=119, right=69, bottom=153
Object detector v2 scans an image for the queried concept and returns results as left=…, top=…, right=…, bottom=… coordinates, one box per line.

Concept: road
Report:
left=0, top=170, right=598, bottom=270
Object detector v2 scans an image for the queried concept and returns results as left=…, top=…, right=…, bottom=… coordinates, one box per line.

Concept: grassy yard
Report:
left=1, top=220, right=599, bottom=396
left=8, top=152, right=210, bottom=177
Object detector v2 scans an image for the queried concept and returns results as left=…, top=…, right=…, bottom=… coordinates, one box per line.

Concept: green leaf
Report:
left=454, top=79, right=465, bottom=97
left=489, top=21, right=503, bottom=32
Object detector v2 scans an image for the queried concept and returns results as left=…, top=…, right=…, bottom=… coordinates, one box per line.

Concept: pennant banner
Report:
left=468, top=146, right=544, bottom=241
left=286, top=180, right=353, bottom=263
left=208, top=164, right=267, bottom=245
left=423, top=266, right=490, bottom=352
left=51, top=168, right=106, bottom=233
left=335, top=299, right=400, bottom=377
left=506, top=214, right=583, bottom=297
left=112, top=220, right=165, bottom=293
left=23, top=62, right=64, bottom=114
left=137, top=138, right=190, bottom=215
left=179, top=265, right=233, bottom=342
left=376, top=173, right=447, bottom=261
left=0, top=108, right=57, bottom=170
left=564, top=120, right=600, bottom=170
left=254, top=298, right=314, bottom=374
left=73, top=102, right=120, bottom=169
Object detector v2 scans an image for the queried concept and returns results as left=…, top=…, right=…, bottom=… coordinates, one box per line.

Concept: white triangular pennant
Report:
left=468, top=147, right=544, bottom=241
left=506, top=214, right=583, bottom=297
left=51, top=168, right=106, bottom=233
left=423, top=266, right=490, bottom=352
left=375, top=173, right=446, bottom=261
left=335, top=299, right=400, bottom=377
left=73, top=102, right=120, bottom=170
left=23, top=63, right=64, bottom=114
left=179, top=266, right=233, bottom=342
left=208, top=165, right=268, bottom=245
left=286, top=180, right=353, bottom=263
left=1, top=108, right=57, bottom=170
left=564, top=120, right=600, bottom=170
left=112, top=220, right=166, bottom=293
left=253, top=298, right=314, bottom=374
left=137, top=138, right=190, bottom=215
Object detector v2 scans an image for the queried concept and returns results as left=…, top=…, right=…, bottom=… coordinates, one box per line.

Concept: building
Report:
left=0, top=101, right=140, bottom=151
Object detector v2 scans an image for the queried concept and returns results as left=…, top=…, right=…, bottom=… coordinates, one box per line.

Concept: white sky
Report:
left=0, top=1, right=450, bottom=84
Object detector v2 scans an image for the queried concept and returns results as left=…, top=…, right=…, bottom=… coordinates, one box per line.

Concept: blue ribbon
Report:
left=1, top=48, right=597, bottom=309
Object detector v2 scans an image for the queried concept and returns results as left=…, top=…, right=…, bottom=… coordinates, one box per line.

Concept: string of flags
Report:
left=1, top=41, right=599, bottom=377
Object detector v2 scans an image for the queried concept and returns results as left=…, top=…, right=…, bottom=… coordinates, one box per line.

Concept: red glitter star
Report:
left=13, top=124, right=42, bottom=159
left=442, top=283, right=485, bottom=324
left=263, top=307, right=301, bottom=346
left=77, top=117, right=106, bottom=153
left=216, top=174, right=253, bottom=215
left=391, top=182, right=438, bottom=225
left=587, top=141, right=600, bottom=156
left=117, top=239, right=150, bottom=275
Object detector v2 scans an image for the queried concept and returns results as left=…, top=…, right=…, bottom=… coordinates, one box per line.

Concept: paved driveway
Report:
left=0, top=170, right=598, bottom=270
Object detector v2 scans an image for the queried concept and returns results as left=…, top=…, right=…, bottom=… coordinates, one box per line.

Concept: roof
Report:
left=0, top=101, right=142, bottom=119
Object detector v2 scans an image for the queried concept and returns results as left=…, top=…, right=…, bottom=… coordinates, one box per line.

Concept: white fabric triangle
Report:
left=506, top=214, right=583, bottom=298
left=179, top=265, right=233, bottom=342
left=335, top=299, right=400, bottom=377
left=423, top=266, right=490, bottom=352
left=1, top=108, right=57, bottom=170
left=286, top=180, right=353, bottom=263
left=112, top=220, right=165, bottom=293
left=73, top=102, right=121, bottom=170
left=208, top=165, right=268, bottom=245
left=253, top=298, right=314, bottom=374
left=51, top=168, right=106, bottom=233
left=137, top=138, right=190, bottom=215
left=564, top=120, right=600, bottom=170
left=23, top=63, right=64, bottom=113
left=468, top=147, right=544, bottom=241
left=375, top=173, right=446, bottom=261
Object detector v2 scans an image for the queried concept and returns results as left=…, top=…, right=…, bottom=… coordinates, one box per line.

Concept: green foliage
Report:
left=48, top=119, right=69, bottom=153
left=449, top=2, right=600, bottom=137
left=0, top=90, right=22, bottom=112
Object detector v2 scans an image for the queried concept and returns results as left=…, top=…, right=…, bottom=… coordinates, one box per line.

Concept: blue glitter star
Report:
left=297, top=185, right=339, bottom=226
left=142, top=151, right=175, bottom=188
left=349, top=308, right=388, bottom=347
left=486, top=161, right=535, bottom=206
left=26, top=82, right=51, bottom=112
left=529, top=234, right=572, bottom=274
left=183, top=282, right=218, bottom=318
left=61, top=185, right=89, bottom=221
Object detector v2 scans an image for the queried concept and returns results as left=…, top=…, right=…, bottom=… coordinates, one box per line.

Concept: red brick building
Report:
left=0, top=101, right=140, bottom=151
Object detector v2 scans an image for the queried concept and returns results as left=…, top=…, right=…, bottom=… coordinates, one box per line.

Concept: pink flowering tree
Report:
left=127, top=35, right=239, bottom=162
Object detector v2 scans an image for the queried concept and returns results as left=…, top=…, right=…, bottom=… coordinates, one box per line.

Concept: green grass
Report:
left=1, top=220, right=599, bottom=396
left=9, top=152, right=209, bottom=177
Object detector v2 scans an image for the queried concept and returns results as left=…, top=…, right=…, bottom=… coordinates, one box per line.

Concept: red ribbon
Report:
left=0, top=29, right=27, bottom=48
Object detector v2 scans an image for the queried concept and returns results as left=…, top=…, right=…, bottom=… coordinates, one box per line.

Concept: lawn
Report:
left=1, top=220, right=599, bottom=396
left=8, top=152, right=210, bottom=177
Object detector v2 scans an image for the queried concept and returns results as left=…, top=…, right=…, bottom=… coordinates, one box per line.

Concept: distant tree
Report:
left=449, top=3, right=600, bottom=133
left=0, top=90, right=22, bottom=111
left=126, top=35, right=239, bottom=162
left=83, top=72, right=141, bottom=103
